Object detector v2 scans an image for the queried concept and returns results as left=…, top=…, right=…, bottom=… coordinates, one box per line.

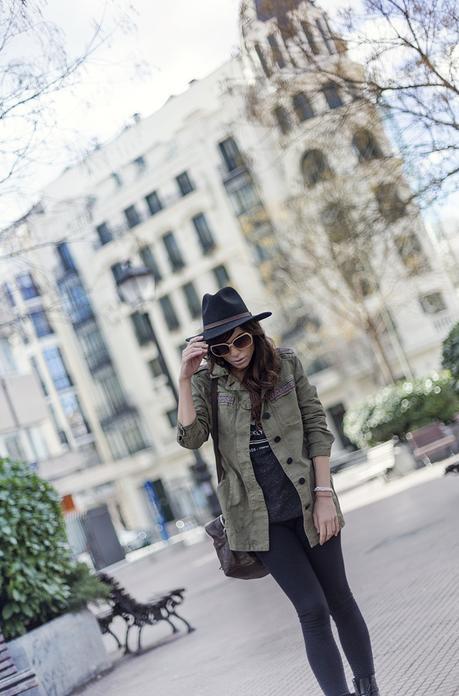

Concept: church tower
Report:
left=238, top=0, right=441, bottom=386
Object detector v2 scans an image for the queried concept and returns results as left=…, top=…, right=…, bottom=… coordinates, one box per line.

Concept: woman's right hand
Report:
left=179, top=335, right=209, bottom=381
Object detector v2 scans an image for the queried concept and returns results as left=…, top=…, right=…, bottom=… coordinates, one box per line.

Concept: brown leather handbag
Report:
left=204, top=377, right=269, bottom=580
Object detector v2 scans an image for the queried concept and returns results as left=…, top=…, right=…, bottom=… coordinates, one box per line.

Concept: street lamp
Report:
left=117, top=261, right=221, bottom=519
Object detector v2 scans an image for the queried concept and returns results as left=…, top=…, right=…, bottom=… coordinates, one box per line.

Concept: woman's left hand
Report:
left=313, top=496, right=340, bottom=545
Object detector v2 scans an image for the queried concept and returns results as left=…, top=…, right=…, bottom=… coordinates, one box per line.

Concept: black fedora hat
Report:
left=186, top=286, right=272, bottom=342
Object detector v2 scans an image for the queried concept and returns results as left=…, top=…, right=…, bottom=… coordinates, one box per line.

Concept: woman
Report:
left=177, top=286, right=380, bottom=696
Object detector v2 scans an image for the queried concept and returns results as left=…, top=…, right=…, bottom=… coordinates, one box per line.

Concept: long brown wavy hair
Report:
left=206, top=319, right=281, bottom=424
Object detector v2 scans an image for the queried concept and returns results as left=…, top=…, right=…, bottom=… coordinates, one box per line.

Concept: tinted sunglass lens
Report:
left=211, top=345, right=229, bottom=357
left=234, top=334, right=251, bottom=349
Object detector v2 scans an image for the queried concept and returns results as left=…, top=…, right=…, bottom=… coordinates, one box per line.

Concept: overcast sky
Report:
left=7, top=1, right=352, bottom=213
left=5, top=0, right=456, bottom=229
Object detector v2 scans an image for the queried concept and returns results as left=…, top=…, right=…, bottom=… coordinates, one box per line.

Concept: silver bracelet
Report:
left=314, top=486, right=333, bottom=492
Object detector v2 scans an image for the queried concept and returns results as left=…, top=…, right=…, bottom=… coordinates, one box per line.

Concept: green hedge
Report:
left=442, top=322, right=459, bottom=389
left=343, top=371, right=459, bottom=449
left=0, top=458, right=108, bottom=640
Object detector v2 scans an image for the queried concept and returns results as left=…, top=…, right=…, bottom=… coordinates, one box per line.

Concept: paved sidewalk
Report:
left=80, top=464, right=459, bottom=696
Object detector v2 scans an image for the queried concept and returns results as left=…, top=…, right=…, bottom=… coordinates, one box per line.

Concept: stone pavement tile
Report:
left=80, top=473, right=459, bottom=696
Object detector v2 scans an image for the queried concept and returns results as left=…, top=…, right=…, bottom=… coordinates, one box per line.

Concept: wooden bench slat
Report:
left=0, top=670, right=39, bottom=696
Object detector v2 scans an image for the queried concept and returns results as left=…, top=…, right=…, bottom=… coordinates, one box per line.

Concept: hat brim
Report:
left=186, top=311, right=272, bottom=342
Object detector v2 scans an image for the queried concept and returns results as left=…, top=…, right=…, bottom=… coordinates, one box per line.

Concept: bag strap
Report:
left=210, top=377, right=224, bottom=483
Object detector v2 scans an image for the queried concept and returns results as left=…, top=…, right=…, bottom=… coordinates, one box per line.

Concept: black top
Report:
left=249, top=419, right=303, bottom=522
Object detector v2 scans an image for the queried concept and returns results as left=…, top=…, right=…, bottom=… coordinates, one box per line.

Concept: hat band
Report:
left=203, top=311, right=252, bottom=331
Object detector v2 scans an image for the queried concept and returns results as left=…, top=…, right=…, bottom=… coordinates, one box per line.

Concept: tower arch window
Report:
left=274, top=105, right=292, bottom=134
left=322, top=81, right=343, bottom=109
left=267, top=33, right=286, bottom=68
left=352, top=129, right=383, bottom=161
left=301, top=150, right=333, bottom=187
left=254, top=42, right=272, bottom=77
left=301, top=21, right=320, bottom=55
left=292, top=92, right=314, bottom=122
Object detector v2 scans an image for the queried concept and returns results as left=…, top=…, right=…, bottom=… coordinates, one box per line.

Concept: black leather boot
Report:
left=352, top=674, right=380, bottom=695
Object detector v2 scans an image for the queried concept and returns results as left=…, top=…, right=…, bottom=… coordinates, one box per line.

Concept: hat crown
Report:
left=202, top=287, right=249, bottom=327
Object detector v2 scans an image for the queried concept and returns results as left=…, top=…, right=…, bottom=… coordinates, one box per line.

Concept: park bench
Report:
left=94, top=573, right=195, bottom=654
left=406, top=422, right=457, bottom=467
left=0, top=633, right=40, bottom=695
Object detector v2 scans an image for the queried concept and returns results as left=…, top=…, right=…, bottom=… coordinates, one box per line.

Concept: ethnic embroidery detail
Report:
left=268, top=376, right=296, bottom=401
left=218, top=393, right=235, bottom=405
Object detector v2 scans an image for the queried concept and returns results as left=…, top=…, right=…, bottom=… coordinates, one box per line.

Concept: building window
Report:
left=111, top=172, right=122, bottom=187
left=96, top=222, right=113, bottom=245
left=124, top=204, right=141, bottom=229
left=2, top=282, right=15, bottom=307
left=315, top=17, right=335, bottom=54
left=43, top=346, right=73, bottom=391
left=273, top=105, right=293, bottom=134
left=121, top=416, right=147, bottom=454
left=419, top=291, right=447, bottom=314
left=159, top=295, right=180, bottom=331
left=29, top=309, right=54, bottom=338
left=213, top=264, right=230, bottom=289
left=301, top=21, right=320, bottom=55
left=5, top=434, right=26, bottom=463
left=131, top=311, right=155, bottom=346
left=58, top=276, right=93, bottom=325
left=182, top=282, right=201, bottom=319
left=227, top=176, right=260, bottom=216
left=78, top=323, right=110, bottom=371
left=105, top=415, right=147, bottom=458
left=218, top=137, right=244, bottom=173
left=375, top=183, right=406, bottom=223
left=148, top=356, right=164, bottom=379
left=97, top=368, right=127, bottom=416
left=292, top=92, right=314, bottom=122
left=111, top=262, right=126, bottom=285
left=394, top=232, right=431, bottom=275
left=322, top=81, right=343, bottom=109
left=254, top=42, right=272, bottom=77
left=162, top=232, right=185, bottom=272
left=145, top=190, right=163, bottom=216
left=16, top=272, right=40, bottom=300
left=176, top=171, right=194, bottom=197
left=56, top=241, right=77, bottom=272
left=166, top=408, right=178, bottom=428
left=301, top=149, right=333, bottom=187
left=267, top=33, right=286, bottom=68
left=60, top=392, right=90, bottom=438
left=139, top=246, right=162, bottom=282
left=192, top=213, right=215, bottom=254
left=133, top=155, right=146, bottom=173
left=352, top=129, right=383, bottom=161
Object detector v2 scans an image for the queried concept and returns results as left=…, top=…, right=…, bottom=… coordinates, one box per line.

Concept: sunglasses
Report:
left=209, top=332, right=253, bottom=357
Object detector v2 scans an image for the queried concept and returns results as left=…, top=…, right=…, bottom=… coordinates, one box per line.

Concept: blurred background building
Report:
left=1, top=0, right=458, bottom=540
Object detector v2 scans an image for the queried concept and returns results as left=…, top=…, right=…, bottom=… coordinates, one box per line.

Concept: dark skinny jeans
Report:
left=254, top=517, right=375, bottom=696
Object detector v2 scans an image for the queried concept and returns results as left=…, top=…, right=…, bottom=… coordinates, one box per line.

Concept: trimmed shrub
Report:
left=0, top=458, right=108, bottom=640
left=441, top=321, right=459, bottom=389
left=343, top=371, right=459, bottom=449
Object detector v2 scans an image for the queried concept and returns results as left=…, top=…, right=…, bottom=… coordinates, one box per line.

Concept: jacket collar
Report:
left=209, top=362, right=245, bottom=390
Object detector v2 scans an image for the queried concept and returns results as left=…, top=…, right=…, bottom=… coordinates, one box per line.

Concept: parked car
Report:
left=118, top=527, right=154, bottom=553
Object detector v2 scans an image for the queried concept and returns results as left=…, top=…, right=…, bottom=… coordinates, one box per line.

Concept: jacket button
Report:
left=286, top=457, right=293, bottom=464
left=274, top=435, right=281, bottom=443
left=298, top=477, right=306, bottom=485
left=263, top=412, right=271, bottom=420
left=304, top=503, right=310, bottom=510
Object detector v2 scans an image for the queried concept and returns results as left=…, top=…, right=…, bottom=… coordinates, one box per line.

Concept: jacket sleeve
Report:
left=176, top=372, right=211, bottom=450
left=292, top=353, right=335, bottom=458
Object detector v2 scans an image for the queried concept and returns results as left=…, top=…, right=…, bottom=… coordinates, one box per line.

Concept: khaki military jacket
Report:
left=177, top=347, right=345, bottom=551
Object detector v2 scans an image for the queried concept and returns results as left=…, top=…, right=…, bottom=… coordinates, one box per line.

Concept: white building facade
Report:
left=1, top=0, right=458, bottom=527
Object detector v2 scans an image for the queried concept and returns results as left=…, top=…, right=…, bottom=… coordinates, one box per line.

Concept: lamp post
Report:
left=116, top=261, right=221, bottom=519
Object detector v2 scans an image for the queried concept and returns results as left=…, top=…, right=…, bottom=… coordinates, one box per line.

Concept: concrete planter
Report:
left=8, top=609, right=111, bottom=696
